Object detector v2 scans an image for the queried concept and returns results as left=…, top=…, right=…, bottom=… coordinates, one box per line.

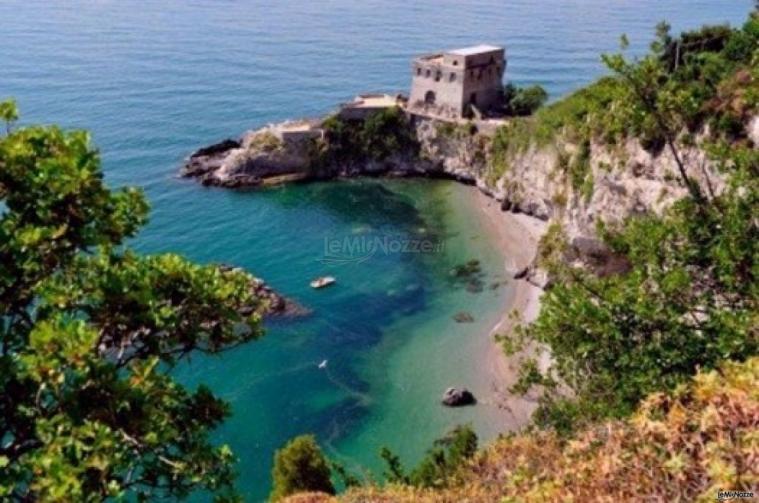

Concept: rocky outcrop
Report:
left=218, top=265, right=310, bottom=318
left=182, top=128, right=312, bottom=188
left=442, top=387, right=476, bottom=407
left=182, top=109, right=752, bottom=273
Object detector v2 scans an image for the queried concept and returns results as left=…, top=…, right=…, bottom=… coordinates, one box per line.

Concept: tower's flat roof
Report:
left=448, top=44, right=502, bottom=56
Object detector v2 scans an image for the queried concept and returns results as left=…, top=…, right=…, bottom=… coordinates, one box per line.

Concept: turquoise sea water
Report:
left=1, top=1, right=751, bottom=500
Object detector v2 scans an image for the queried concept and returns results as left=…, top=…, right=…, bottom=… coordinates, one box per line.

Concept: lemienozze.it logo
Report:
left=717, top=490, right=754, bottom=501
left=320, top=234, right=443, bottom=265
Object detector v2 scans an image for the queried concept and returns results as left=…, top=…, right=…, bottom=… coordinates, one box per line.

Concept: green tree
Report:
left=379, top=425, right=478, bottom=489
left=0, top=99, right=19, bottom=134
left=269, top=435, right=335, bottom=501
left=503, top=83, right=548, bottom=116
left=0, top=112, right=264, bottom=500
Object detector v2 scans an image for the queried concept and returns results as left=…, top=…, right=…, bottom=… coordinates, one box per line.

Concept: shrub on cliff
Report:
left=502, top=83, right=548, bottom=116
left=0, top=102, right=264, bottom=500
left=380, top=425, right=478, bottom=489
left=320, top=107, right=418, bottom=164
left=270, top=435, right=335, bottom=502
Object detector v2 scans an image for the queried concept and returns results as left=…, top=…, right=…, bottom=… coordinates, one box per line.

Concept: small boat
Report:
left=318, top=359, right=328, bottom=369
left=310, top=276, right=336, bottom=289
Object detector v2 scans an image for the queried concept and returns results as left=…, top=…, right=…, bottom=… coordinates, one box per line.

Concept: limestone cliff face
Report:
left=412, top=116, right=728, bottom=243
left=181, top=113, right=742, bottom=252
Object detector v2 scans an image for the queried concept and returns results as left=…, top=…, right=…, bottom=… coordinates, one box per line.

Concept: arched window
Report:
left=435, top=71, right=441, bottom=82
left=426, top=69, right=431, bottom=78
left=452, top=60, right=459, bottom=66
left=449, top=73, right=456, bottom=82
left=417, top=67, right=422, bottom=76
left=424, top=90, right=436, bottom=105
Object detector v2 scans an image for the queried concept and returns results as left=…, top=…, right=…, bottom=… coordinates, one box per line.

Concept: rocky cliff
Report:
left=182, top=110, right=750, bottom=268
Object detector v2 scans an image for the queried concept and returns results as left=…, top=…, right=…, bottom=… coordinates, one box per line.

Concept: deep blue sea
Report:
left=1, top=1, right=752, bottom=500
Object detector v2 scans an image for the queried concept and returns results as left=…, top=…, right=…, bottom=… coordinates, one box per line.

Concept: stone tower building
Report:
left=408, top=45, right=506, bottom=120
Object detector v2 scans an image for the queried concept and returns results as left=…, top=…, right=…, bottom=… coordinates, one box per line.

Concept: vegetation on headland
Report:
left=314, top=106, right=418, bottom=168
left=0, top=101, right=264, bottom=500
left=490, top=12, right=759, bottom=180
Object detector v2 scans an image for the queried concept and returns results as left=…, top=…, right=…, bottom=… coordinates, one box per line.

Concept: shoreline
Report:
left=470, top=187, right=547, bottom=430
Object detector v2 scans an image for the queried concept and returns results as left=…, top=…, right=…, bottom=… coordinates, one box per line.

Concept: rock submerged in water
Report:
left=442, top=387, right=476, bottom=407
left=453, top=311, right=474, bottom=323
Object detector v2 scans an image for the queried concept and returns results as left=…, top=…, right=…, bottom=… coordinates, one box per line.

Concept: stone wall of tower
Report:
left=409, top=57, right=466, bottom=119
left=408, top=47, right=505, bottom=119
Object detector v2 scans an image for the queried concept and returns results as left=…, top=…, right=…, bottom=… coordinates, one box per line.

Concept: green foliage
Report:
left=0, top=115, right=263, bottom=500
left=270, top=435, right=335, bottom=502
left=536, top=221, right=568, bottom=272
left=489, top=118, right=536, bottom=179
left=568, top=138, right=592, bottom=194
left=534, top=77, right=626, bottom=146
left=379, top=425, right=478, bottom=489
left=503, top=83, right=549, bottom=116
left=489, top=12, right=758, bottom=183
left=0, top=99, right=19, bottom=134
left=320, top=107, right=418, bottom=165
left=379, top=447, right=408, bottom=485
left=435, top=121, right=477, bottom=138
left=523, top=144, right=758, bottom=433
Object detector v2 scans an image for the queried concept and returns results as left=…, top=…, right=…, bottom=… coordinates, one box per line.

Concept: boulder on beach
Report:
left=441, top=387, right=476, bottom=407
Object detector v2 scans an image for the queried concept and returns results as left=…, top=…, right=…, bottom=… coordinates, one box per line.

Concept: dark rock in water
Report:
left=442, top=387, right=476, bottom=407
left=450, top=259, right=481, bottom=278
left=182, top=138, right=241, bottom=179
left=465, top=280, right=484, bottom=293
left=218, top=264, right=310, bottom=318
left=513, top=266, right=529, bottom=280
left=193, top=138, right=241, bottom=158
left=453, top=311, right=474, bottom=323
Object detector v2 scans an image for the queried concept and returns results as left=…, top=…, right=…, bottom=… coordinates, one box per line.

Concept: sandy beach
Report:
left=470, top=188, right=548, bottom=430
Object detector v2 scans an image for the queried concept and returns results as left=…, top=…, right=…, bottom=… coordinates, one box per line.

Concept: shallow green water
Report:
left=171, top=179, right=510, bottom=498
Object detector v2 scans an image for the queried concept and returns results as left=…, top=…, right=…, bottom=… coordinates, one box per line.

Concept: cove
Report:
left=169, top=178, right=513, bottom=500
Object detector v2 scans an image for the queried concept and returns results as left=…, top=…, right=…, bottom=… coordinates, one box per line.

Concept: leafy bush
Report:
left=502, top=83, right=548, bottom=116
left=320, top=107, right=418, bottom=164
left=270, top=435, right=335, bottom=502
left=380, top=425, right=478, bottom=489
